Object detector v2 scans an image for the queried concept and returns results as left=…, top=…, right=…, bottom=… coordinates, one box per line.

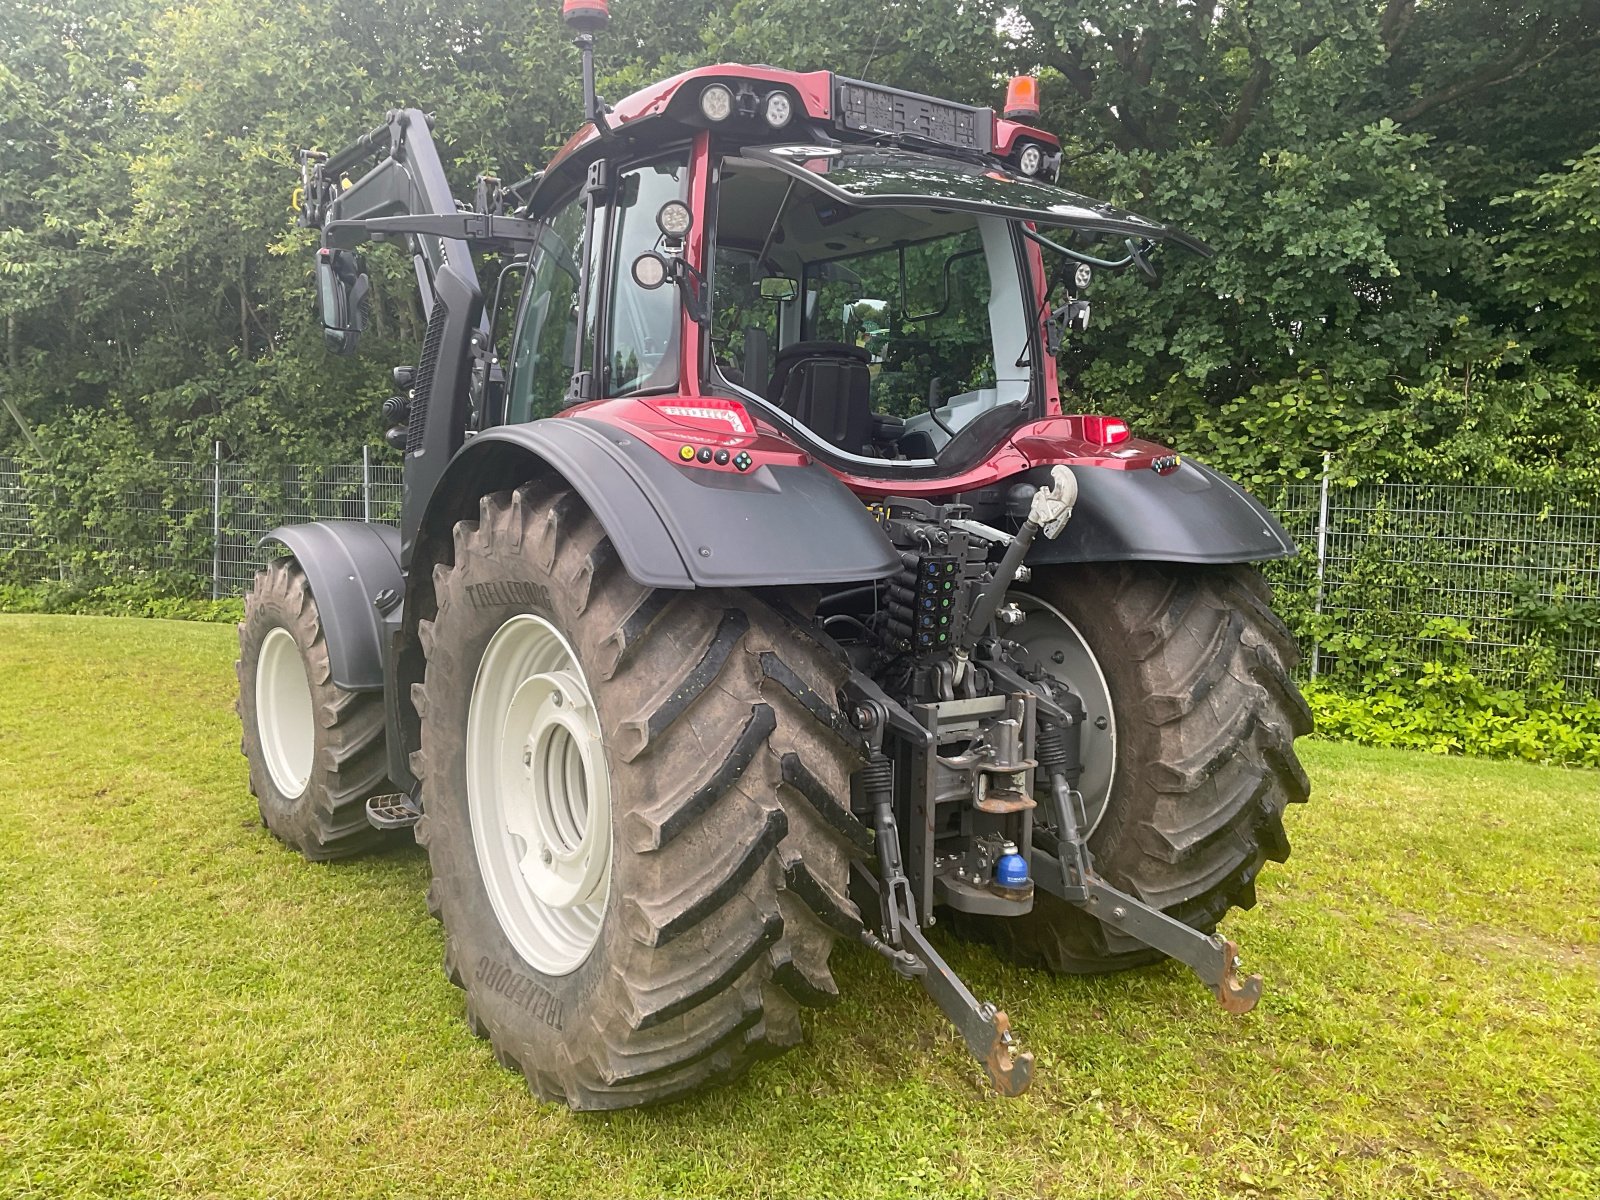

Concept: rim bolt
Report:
left=551, top=692, right=563, bottom=707
left=522, top=748, right=532, bottom=767
left=540, top=847, right=553, bottom=865
left=1051, top=650, right=1065, bottom=664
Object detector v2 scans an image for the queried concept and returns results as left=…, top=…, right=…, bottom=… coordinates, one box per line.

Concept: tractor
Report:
left=238, top=0, right=1311, bottom=1108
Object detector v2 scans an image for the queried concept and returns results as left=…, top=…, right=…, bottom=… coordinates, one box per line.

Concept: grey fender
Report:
left=1023, top=459, right=1296, bottom=565
left=422, top=416, right=901, bottom=588
left=261, top=521, right=403, bottom=691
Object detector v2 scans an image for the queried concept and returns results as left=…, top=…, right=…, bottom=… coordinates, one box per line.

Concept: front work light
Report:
left=699, top=83, right=734, bottom=122
left=1004, top=75, right=1041, bottom=121
left=656, top=200, right=693, bottom=240
left=632, top=253, right=669, bottom=290
left=1017, top=144, right=1043, bottom=176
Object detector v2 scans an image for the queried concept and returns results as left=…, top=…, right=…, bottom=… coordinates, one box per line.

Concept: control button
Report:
left=714, top=448, right=730, bottom=465
left=678, top=445, right=695, bottom=462
left=733, top=452, right=753, bottom=471
left=697, top=447, right=713, bottom=463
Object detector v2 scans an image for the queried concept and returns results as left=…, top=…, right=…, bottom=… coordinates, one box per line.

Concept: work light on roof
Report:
left=1017, top=144, right=1044, bottom=177
left=699, top=83, right=734, bottom=122
left=763, top=90, right=793, bottom=129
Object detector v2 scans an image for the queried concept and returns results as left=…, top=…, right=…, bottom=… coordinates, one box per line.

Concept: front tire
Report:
left=961, top=562, right=1312, bottom=973
left=236, top=557, right=391, bottom=861
left=413, top=484, right=870, bottom=1109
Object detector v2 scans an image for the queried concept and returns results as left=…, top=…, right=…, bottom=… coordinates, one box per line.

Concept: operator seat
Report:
left=766, top=341, right=874, bottom=455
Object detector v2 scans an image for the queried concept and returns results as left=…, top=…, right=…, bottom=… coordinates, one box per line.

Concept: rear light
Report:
left=763, top=91, right=793, bottom=128
left=646, top=396, right=755, bottom=437
left=699, top=84, right=734, bottom=122
left=1081, top=415, right=1131, bottom=446
left=1004, top=75, right=1040, bottom=121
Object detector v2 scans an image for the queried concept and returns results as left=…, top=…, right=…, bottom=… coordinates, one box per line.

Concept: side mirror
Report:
left=315, top=247, right=370, bottom=355
left=1128, top=239, right=1161, bottom=288
left=759, top=276, right=798, bottom=302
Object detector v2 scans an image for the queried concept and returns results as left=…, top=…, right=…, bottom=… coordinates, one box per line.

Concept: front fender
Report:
left=260, top=521, right=403, bottom=691
left=1026, top=459, right=1295, bottom=565
left=423, top=416, right=900, bottom=588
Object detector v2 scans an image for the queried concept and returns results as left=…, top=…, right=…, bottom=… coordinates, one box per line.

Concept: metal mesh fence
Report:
left=2, top=451, right=1596, bottom=696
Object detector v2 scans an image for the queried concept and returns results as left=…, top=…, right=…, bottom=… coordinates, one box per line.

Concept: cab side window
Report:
left=505, top=198, right=586, bottom=424
left=603, top=158, right=688, bottom=397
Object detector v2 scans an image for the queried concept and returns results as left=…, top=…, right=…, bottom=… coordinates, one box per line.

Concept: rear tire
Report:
left=413, top=483, right=870, bottom=1109
left=236, top=557, right=391, bottom=861
left=957, top=562, right=1311, bottom=972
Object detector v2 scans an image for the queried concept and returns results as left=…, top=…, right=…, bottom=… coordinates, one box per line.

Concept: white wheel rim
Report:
left=467, top=614, right=611, bottom=976
left=1008, top=595, right=1117, bottom=834
left=256, top=626, right=316, bottom=799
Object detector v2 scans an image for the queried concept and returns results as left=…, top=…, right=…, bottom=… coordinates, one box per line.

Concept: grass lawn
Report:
left=0, top=613, right=1595, bottom=1199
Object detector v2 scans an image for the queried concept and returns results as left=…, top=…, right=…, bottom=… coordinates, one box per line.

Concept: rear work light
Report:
left=1004, top=75, right=1040, bottom=121
left=699, top=83, right=734, bottom=122
left=1080, top=415, right=1131, bottom=446
left=647, top=396, right=755, bottom=437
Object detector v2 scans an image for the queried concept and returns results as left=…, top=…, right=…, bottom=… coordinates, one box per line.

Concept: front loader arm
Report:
left=298, top=109, right=488, bottom=561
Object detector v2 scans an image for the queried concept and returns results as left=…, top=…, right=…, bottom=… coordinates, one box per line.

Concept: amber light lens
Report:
left=1004, top=75, right=1041, bottom=121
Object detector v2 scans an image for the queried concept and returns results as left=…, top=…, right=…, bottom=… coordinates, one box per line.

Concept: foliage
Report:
left=1305, top=614, right=1600, bottom=767
left=0, top=577, right=242, bottom=622
left=0, top=0, right=1598, bottom=488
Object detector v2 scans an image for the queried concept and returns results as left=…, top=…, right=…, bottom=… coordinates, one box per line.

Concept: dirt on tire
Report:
left=412, top=482, right=873, bottom=1109
left=956, top=561, right=1312, bottom=972
left=237, top=556, right=392, bottom=861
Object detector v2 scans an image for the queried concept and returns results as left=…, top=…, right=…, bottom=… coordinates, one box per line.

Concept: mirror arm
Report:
left=674, top=258, right=709, bottom=326
left=1023, top=226, right=1137, bottom=271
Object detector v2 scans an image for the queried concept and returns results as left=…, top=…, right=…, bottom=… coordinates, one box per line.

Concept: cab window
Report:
left=603, top=157, right=688, bottom=397
left=505, top=198, right=585, bottom=424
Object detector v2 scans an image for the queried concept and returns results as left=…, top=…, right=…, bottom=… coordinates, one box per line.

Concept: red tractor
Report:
left=238, top=0, right=1310, bottom=1108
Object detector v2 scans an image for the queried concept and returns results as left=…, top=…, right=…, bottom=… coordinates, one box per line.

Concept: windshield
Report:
left=712, top=157, right=1034, bottom=462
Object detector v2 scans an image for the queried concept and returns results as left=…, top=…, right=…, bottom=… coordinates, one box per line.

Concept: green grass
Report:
left=0, top=614, right=1595, bottom=1199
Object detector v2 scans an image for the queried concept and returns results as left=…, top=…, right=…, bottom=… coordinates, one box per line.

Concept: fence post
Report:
left=362, top=444, right=372, bottom=523
left=1310, top=450, right=1332, bottom=679
left=211, top=440, right=223, bottom=600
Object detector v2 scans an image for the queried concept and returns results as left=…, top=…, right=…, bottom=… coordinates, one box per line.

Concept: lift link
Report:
left=1034, top=710, right=1263, bottom=1014
left=851, top=863, right=1035, bottom=1096
left=842, top=684, right=1034, bottom=1095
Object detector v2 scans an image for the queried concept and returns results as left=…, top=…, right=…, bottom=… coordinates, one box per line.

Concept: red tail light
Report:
left=1081, top=415, right=1131, bottom=446
left=1004, top=75, right=1041, bottom=121
left=644, top=396, right=755, bottom=437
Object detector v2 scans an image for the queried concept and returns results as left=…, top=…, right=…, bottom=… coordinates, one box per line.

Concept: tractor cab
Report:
left=506, top=50, right=1208, bottom=483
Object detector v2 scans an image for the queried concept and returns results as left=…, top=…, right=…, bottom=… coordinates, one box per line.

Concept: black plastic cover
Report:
left=435, top=417, right=901, bottom=588
left=1023, top=459, right=1295, bottom=565
left=260, top=521, right=403, bottom=691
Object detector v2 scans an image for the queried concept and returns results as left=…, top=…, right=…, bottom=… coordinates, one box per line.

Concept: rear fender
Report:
left=1023, top=459, right=1295, bottom=565
left=417, top=416, right=900, bottom=589
left=385, top=414, right=901, bottom=794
